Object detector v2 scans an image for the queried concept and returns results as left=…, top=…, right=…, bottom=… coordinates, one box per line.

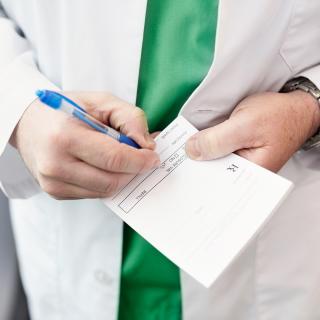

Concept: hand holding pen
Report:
left=11, top=91, right=160, bottom=200
left=36, top=90, right=142, bottom=149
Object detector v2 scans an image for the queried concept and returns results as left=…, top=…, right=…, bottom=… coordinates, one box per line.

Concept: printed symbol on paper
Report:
left=227, top=164, right=239, bottom=172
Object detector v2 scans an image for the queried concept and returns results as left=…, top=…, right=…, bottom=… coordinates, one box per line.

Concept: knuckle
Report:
left=40, top=180, right=61, bottom=198
left=103, top=178, right=119, bottom=196
left=48, top=125, right=73, bottom=150
left=212, top=132, right=224, bottom=154
left=38, top=162, right=54, bottom=177
left=201, top=132, right=220, bottom=159
left=58, top=132, right=72, bottom=149
left=47, top=130, right=61, bottom=145
left=39, top=160, right=63, bottom=178
left=132, top=107, right=145, bottom=118
left=136, top=152, right=149, bottom=171
left=48, top=129, right=61, bottom=145
left=104, top=149, right=129, bottom=171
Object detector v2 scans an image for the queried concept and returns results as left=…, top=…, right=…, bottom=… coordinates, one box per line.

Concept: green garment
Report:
left=118, top=1, right=218, bottom=319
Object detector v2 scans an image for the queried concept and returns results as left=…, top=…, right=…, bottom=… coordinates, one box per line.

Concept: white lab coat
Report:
left=0, top=1, right=320, bottom=319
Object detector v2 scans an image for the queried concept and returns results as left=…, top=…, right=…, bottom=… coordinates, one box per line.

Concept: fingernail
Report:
left=144, top=133, right=156, bottom=147
left=152, top=159, right=161, bottom=168
left=185, top=137, right=202, bottom=160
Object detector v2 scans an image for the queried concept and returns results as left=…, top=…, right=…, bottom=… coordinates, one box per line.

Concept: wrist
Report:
left=287, top=90, right=320, bottom=138
left=9, top=98, right=49, bottom=151
left=9, top=102, right=34, bottom=150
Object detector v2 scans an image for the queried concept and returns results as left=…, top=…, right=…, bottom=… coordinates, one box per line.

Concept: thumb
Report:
left=185, top=118, right=251, bottom=160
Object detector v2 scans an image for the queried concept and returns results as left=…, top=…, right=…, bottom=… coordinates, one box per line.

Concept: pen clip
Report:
left=53, top=91, right=87, bottom=113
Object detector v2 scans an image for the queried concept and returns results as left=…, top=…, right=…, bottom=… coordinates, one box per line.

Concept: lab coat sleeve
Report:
left=300, top=64, right=320, bottom=94
left=0, top=6, right=58, bottom=198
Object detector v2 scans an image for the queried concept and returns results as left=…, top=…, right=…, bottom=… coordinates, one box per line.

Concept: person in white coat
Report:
left=0, top=1, right=320, bottom=319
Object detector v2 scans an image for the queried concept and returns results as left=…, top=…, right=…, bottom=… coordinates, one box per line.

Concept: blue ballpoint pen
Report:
left=36, top=90, right=141, bottom=149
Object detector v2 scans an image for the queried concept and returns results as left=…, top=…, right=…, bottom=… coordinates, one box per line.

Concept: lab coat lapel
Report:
left=179, top=0, right=294, bottom=130
left=180, top=1, right=294, bottom=318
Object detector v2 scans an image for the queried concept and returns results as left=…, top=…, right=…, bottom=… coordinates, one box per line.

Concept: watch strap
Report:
left=280, top=76, right=320, bottom=102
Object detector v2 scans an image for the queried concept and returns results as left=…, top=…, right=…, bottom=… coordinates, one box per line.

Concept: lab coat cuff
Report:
left=0, top=52, right=58, bottom=156
left=0, top=144, right=41, bottom=198
left=299, top=64, right=320, bottom=94
left=0, top=52, right=58, bottom=198
left=1, top=180, right=41, bottom=199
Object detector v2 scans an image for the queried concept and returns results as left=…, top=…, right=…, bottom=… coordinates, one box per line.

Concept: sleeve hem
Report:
left=299, top=64, right=320, bottom=92
left=0, top=52, right=58, bottom=156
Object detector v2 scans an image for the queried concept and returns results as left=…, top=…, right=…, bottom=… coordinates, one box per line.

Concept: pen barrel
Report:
left=71, top=108, right=139, bottom=148
left=40, top=93, right=139, bottom=148
left=71, top=106, right=120, bottom=139
left=119, top=134, right=141, bottom=149
left=107, top=127, right=121, bottom=140
left=60, top=101, right=76, bottom=116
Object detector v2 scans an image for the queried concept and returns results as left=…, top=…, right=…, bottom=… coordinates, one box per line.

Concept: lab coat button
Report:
left=94, top=269, right=113, bottom=285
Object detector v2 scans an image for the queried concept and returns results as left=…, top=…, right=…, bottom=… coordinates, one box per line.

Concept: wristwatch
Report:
left=280, top=76, right=320, bottom=151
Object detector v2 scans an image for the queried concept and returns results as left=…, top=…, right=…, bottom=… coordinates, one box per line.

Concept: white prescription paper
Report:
left=104, top=116, right=293, bottom=287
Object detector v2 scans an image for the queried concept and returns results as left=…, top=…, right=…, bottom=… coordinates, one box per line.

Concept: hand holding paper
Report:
left=104, top=116, right=293, bottom=287
left=185, top=91, right=320, bottom=172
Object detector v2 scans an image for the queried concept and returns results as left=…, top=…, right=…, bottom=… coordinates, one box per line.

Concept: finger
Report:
left=185, top=117, right=255, bottom=161
left=236, top=147, right=283, bottom=173
left=151, top=131, right=161, bottom=139
left=109, top=105, right=156, bottom=150
left=44, top=160, right=134, bottom=194
left=75, top=93, right=156, bottom=150
left=68, top=128, right=160, bottom=174
left=40, top=179, right=110, bottom=200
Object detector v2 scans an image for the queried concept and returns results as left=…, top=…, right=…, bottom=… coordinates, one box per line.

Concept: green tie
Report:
left=118, top=1, right=219, bottom=319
